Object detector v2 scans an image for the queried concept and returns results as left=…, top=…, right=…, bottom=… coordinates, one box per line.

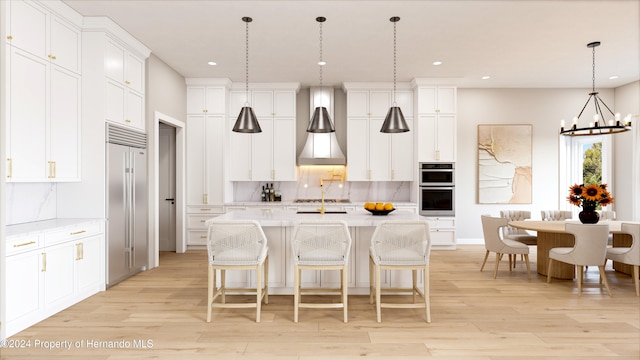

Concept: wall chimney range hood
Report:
left=298, top=87, right=346, bottom=165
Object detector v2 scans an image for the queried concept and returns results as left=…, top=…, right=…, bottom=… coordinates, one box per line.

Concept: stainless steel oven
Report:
left=419, top=163, right=455, bottom=216
left=420, top=162, right=454, bottom=186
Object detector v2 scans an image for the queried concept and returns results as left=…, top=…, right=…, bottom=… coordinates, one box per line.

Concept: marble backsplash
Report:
left=232, top=166, right=412, bottom=203
left=6, top=183, right=57, bottom=225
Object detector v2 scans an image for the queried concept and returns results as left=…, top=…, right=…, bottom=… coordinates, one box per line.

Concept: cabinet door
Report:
left=228, top=117, right=252, bottom=181
left=417, top=115, right=437, bottom=163
left=126, top=90, right=145, bottom=130
left=206, top=87, right=226, bottom=114
left=5, top=250, right=45, bottom=326
left=272, top=117, right=296, bottom=181
left=347, top=90, right=369, bottom=117
left=436, top=114, right=456, bottom=162
left=125, top=52, right=144, bottom=93
left=186, top=115, right=206, bottom=204
left=346, top=117, right=369, bottom=180
left=44, top=241, right=76, bottom=312
left=395, top=90, right=414, bottom=117
left=186, top=86, right=206, bottom=114
left=252, top=90, right=274, bottom=117
left=76, top=235, right=104, bottom=296
left=369, top=118, right=390, bottom=181
left=369, top=91, right=391, bottom=117
left=104, top=38, right=125, bottom=83
left=105, top=79, right=125, bottom=124
left=251, top=117, right=274, bottom=181
left=7, top=47, right=48, bottom=181
left=206, top=115, right=225, bottom=204
left=436, top=87, right=457, bottom=113
left=390, top=117, right=414, bottom=181
left=417, top=87, right=437, bottom=113
left=6, top=0, right=48, bottom=59
left=49, top=15, right=81, bottom=73
left=49, top=66, right=81, bottom=181
left=274, top=91, right=296, bottom=117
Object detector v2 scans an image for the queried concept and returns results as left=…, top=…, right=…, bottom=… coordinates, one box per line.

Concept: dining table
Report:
left=508, top=220, right=636, bottom=279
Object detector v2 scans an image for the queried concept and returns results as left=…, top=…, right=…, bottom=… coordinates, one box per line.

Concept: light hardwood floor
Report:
left=2, top=245, right=639, bottom=359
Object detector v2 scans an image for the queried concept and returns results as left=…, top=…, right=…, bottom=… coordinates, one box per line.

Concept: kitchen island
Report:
left=205, top=208, right=441, bottom=295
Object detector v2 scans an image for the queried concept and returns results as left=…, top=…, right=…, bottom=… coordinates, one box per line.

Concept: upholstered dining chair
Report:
left=541, top=210, right=573, bottom=221
left=499, top=210, right=538, bottom=246
left=480, top=215, right=531, bottom=279
left=291, top=220, right=352, bottom=323
left=598, top=210, right=617, bottom=220
left=547, top=223, right=611, bottom=296
left=206, top=220, right=269, bottom=323
left=605, top=223, right=640, bottom=296
left=369, top=220, right=432, bottom=323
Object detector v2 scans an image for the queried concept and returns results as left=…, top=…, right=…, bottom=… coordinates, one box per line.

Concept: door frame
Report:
left=152, top=111, right=186, bottom=268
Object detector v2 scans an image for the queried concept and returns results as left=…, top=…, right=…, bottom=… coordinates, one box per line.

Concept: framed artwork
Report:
left=477, top=124, right=532, bottom=204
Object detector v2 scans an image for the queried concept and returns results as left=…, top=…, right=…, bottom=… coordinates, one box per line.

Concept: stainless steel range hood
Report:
left=298, top=87, right=346, bottom=165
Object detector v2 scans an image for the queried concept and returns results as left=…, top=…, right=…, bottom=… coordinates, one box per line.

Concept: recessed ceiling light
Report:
left=482, top=75, right=490, bottom=80
left=609, top=75, right=619, bottom=79
left=318, top=61, right=326, bottom=66
left=207, top=61, right=217, bottom=66
left=432, top=61, right=442, bottom=66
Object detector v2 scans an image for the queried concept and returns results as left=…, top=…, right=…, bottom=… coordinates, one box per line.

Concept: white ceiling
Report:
left=62, top=0, right=640, bottom=88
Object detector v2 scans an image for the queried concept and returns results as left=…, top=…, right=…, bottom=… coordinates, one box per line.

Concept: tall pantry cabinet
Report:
left=4, top=0, right=82, bottom=182
left=413, top=81, right=457, bottom=162
left=184, top=79, right=231, bottom=246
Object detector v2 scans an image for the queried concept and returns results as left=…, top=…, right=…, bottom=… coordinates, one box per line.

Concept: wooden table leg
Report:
left=536, top=231, right=576, bottom=280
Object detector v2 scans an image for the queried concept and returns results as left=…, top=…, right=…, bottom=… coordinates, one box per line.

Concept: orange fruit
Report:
left=364, top=202, right=375, bottom=210
left=375, top=203, right=385, bottom=211
left=383, top=203, right=394, bottom=210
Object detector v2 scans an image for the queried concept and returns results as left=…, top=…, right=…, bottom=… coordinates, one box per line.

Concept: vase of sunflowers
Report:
left=567, top=183, right=614, bottom=224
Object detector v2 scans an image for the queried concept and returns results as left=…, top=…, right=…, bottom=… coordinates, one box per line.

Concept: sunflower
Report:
left=568, top=184, right=584, bottom=197
left=582, top=183, right=603, bottom=201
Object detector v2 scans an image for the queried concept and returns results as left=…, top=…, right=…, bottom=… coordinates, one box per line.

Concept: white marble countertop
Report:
left=6, top=218, right=105, bottom=238
left=224, top=201, right=417, bottom=207
left=208, top=208, right=425, bottom=227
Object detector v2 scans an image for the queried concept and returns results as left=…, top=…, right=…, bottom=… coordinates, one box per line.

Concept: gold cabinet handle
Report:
left=203, top=109, right=208, bottom=113
left=70, top=230, right=86, bottom=235
left=200, top=208, right=211, bottom=211
left=203, top=194, right=208, bottom=204
left=200, top=219, right=206, bottom=223
left=6, top=158, right=12, bottom=178
left=75, top=243, right=84, bottom=260
left=391, top=169, right=395, bottom=180
left=42, top=252, right=47, bottom=272
left=368, top=170, right=372, bottom=180
left=200, top=235, right=207, bottom=239
left=13, top=241, right=36, bottom=248
left=435, top=109, right=440, bottom=113
left=7, top=35, right=12, bottom=40
left=48, top=54, right=57, bottom=60
left=48, top=161, right=54, bottom=178
left=271, top=170, right=275, bottom=180
left=125, top=80, right=131, bottom=85
left=125, top=119, right=132, bottom=123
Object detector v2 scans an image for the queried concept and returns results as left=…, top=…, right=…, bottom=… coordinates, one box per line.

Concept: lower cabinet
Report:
left=424, top=217, right=456, bottom=249
left=4, top=220, right=105, bottom=337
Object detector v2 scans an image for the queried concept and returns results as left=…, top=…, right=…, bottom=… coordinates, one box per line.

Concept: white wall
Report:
left=455, top=87, right=618, bottom=242
left=613, top=81, right=640, bottom=221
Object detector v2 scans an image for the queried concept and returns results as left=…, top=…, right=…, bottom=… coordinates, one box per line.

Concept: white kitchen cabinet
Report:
left=186, top=207, right=224, bottom=247
left=228, top=86, right=298, bottom=181
left=186, top=86, right=227, bottom=114
left=186, top=114, right=225, bottom=206
left=104, top=37, right=146, bottom=131
left=5, top=0, right=82, bottom=74
left=415, top=85, right=457, bottom=162
left=424, top=216, right=456, bottom=249
left=345, top=86, right=413, bottom=181
left=5, top=45, right=80, bottom=182
left=4, top=220, right=105, bottom=337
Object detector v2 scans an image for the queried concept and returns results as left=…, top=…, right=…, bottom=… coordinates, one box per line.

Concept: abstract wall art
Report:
left=477, top=124, right=532, bottom=204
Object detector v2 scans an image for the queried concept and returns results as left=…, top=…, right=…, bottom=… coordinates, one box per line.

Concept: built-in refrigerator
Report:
left=106, top=124, right=148, bottom=287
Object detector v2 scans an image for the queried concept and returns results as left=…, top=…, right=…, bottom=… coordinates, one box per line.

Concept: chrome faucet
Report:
left=319, top=170, right=345, bottom=214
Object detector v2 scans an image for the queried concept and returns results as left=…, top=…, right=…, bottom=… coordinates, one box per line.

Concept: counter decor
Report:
left=567, top=183, right=614, bottom=224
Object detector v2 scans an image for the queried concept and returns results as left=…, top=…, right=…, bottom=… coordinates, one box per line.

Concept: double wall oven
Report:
left=419, top=163, right=455, bottom=216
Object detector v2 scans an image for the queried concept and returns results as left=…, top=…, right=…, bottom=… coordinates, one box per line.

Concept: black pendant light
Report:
left=559, top=42, right=632, bottom=136
left=233, top=17, right=261, bottom=133
left=307, top=16, right=335, bottom=133
left=381, top=16, right=410, bottom=133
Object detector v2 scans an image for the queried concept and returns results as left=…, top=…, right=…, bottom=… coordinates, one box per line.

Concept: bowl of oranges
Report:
left=363, top=202, right=395, bottom=215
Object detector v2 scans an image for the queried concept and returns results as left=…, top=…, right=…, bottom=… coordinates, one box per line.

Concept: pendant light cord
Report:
left=591, top=45, right=596, bottom=93
left=392, top=17, right=398, bottom=106
left=244, top=17, right=250, bottom=106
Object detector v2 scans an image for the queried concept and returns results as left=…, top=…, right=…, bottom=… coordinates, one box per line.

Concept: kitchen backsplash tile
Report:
left=232, top=166, right=411, bottom=202
left=6, top=183, right=57, bottom=225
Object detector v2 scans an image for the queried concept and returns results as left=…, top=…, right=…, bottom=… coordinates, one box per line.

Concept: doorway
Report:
left=159, top=123, right=176, bottom=251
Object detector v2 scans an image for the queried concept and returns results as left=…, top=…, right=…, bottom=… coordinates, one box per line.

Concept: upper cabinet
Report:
left=413, top=83, right=457, bottom=162
left=228, top=84, right=299, bottom=181
left=82, top=17, right=151, bottom=133
left=343, top=83, right=414, bottom=181
left=4, top=0, right=82, bottom=182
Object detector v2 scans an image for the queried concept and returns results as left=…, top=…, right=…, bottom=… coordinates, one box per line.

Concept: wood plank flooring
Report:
left=2, top=245, right=639, bottom=359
